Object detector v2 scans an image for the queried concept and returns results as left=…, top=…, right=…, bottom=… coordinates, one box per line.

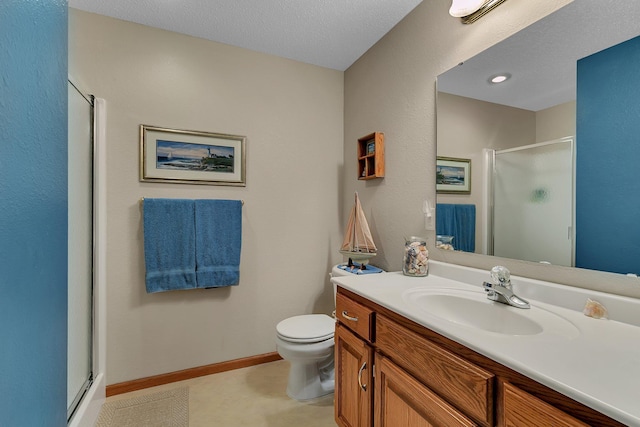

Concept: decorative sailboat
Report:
left=340, top=192, right=377, bottom=264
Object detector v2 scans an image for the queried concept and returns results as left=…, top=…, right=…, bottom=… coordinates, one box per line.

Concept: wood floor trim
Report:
left=106, top=352, right=282, bottom=397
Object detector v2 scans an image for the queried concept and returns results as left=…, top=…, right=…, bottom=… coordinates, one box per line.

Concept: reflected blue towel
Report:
left=143, top=198, right=197, bottom=293
left=195, top=200, right=242, bottom=287
left=436, top=204, right=476, bottom=253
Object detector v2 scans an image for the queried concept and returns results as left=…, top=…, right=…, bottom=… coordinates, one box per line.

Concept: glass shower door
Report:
left=67, top=81, right=94, bottom=420
left=493, top=138, right=574, bottom=266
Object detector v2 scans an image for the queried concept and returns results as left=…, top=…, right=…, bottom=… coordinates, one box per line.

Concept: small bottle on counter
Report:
left=403, top=236, right=429, bottom=276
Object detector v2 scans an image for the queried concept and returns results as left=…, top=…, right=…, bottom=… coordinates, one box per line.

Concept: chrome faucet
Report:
left=482, top=266, right=530, bottom=309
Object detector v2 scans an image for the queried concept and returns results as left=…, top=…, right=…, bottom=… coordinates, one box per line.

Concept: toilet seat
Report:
left=276, top=314, right=335, bottom=344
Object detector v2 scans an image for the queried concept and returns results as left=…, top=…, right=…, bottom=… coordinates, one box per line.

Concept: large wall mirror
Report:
left=436, top=0, right=640, bottom=276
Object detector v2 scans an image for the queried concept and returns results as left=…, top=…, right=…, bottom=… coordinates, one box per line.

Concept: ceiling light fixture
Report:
left=450, top=0, right=508, bottom=24
left=489, top=73, right=511, bottom=84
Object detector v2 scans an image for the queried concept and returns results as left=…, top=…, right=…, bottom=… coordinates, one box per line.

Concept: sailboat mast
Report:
left=352, top=192, right=359, bottom=251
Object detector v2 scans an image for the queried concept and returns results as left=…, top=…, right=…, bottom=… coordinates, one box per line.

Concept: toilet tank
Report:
left=330, top=263, right=384, bottom=301
left=330, top=264, right=352, bottom=302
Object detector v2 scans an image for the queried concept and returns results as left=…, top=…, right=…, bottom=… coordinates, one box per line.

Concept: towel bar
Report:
left=140, top=197, right=244, bottom=205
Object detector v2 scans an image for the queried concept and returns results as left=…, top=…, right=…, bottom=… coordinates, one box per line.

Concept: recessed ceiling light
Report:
left=489, top=73, right=511, bottom=84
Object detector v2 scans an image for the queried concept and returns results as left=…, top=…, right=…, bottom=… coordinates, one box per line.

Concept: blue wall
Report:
left=0, top=1, right=68, bottom=425
left=576, top=35, right=640, bottom=275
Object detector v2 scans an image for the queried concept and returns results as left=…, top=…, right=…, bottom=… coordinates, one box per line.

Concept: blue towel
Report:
left=195, top=199, right=242, bottom=288
left=143, top=198, right=197, bottom=293
left=436, top=204, right=476, bottom=253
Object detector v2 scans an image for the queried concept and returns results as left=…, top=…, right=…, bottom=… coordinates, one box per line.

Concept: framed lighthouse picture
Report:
left=140, top=125, right=246, bottom=186
left=436, top=156, right=470, bottom=194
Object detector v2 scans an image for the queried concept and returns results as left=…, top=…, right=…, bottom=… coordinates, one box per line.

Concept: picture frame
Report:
left=436, top=156, right=471, bottom=194
left=140, top=125, right=246, bottom=186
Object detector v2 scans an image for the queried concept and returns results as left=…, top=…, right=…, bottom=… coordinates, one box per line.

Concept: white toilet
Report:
left=275, top=264, right=352, bottom=401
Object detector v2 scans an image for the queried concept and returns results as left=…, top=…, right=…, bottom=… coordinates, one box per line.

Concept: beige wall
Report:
left=536, top=101, right=576, bottom=142
left=69, top=9, right=344, bottom=385
left=344, top=0, right=640, bottom=298
left=437, top=92, right=536, bottom=252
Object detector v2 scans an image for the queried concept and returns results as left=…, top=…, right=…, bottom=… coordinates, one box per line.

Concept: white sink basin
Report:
left=402, top=287, right=579, bottom=338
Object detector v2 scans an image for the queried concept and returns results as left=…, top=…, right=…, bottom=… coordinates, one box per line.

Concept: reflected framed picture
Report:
left=140, top=125, right=246, bottom=186
left=436, top=157, right=471, bottom=194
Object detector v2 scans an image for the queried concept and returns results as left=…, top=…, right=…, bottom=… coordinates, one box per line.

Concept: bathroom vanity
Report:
left=332, top=261, right=640, bottom=426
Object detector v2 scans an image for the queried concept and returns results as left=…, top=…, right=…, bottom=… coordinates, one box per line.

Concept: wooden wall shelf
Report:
left=357, top=132, right=385, bottom=180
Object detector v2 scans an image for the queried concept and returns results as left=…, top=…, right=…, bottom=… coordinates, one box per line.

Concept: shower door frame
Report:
left=483, top=137, right=576, bottom=266
left=67, top=79, right=94, bottom=421
left=67, top=81, right=107, bottom=427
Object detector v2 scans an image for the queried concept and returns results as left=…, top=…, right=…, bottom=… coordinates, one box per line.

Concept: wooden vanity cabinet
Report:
left=335, top=324, right=374, bottom=427
left=334, top=288, right=625, bottom=427
left=335, top=292, right=375, bottom=427
left=500, top=382, right=589, bottom=427
left=336, top=292, right=374, bottom=340
left=376, top=314, right=494, bottom=426
left=375, top=354, right=477, bottom=427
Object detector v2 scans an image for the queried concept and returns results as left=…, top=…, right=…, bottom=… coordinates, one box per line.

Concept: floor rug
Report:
left=96, top=387, right=189, bottom=427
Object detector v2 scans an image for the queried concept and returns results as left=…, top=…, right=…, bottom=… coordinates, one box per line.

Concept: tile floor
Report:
left=105, top=360, right=337, bottom=426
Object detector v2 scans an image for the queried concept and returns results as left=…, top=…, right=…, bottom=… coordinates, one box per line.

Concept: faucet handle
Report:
left=490, top=266, right=511, bottom=286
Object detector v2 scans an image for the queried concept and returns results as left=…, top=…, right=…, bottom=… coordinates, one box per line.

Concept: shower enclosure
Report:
left=485, top=137, right=575, bottom=266
left=67, top=80, right=94, bottom=421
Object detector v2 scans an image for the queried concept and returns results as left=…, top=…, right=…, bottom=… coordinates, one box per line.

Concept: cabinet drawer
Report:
left=376, top=314, right=494, bottom=426
left=376, top=354, right=477, bottom=427
left=336, top=292, right=374, bottom=342
left=501, top=382, right=589, bottom=427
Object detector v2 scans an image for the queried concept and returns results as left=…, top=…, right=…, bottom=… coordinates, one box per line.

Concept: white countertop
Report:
left=331, top=261, right=640, bottom=426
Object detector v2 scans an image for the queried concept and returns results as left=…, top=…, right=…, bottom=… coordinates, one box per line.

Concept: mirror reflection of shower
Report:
left=483, top=137, right=575, bottom=267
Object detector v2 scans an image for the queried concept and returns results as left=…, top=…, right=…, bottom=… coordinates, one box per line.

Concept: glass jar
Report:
left=403, top=236, right=429, bottom=276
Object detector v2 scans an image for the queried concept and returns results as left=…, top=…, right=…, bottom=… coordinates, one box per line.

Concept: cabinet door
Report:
left=501, top=382, right=589, bottom=427
left=375, top=354, right=477, bottom=427
left=376, top=314, right=494, bottom=425
left=335, top=323, right=374, bottom=427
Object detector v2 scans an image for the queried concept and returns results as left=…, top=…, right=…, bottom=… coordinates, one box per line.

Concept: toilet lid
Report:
left=276, top=314, right=335, bottom=343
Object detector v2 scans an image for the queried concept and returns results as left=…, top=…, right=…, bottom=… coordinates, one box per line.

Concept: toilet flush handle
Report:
left=341, top=311, right=359, bottom=322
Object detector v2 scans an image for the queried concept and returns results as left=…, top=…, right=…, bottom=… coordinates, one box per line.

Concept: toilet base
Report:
left=275, top=314, right=336, bottom=401
left=286, top=355, right=335, bottom=401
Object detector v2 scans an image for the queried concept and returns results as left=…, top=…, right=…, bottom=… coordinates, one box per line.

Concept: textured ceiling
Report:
left=438, top=0, right=640, bottom=111
left=68, top=0, right=423, bottom=71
